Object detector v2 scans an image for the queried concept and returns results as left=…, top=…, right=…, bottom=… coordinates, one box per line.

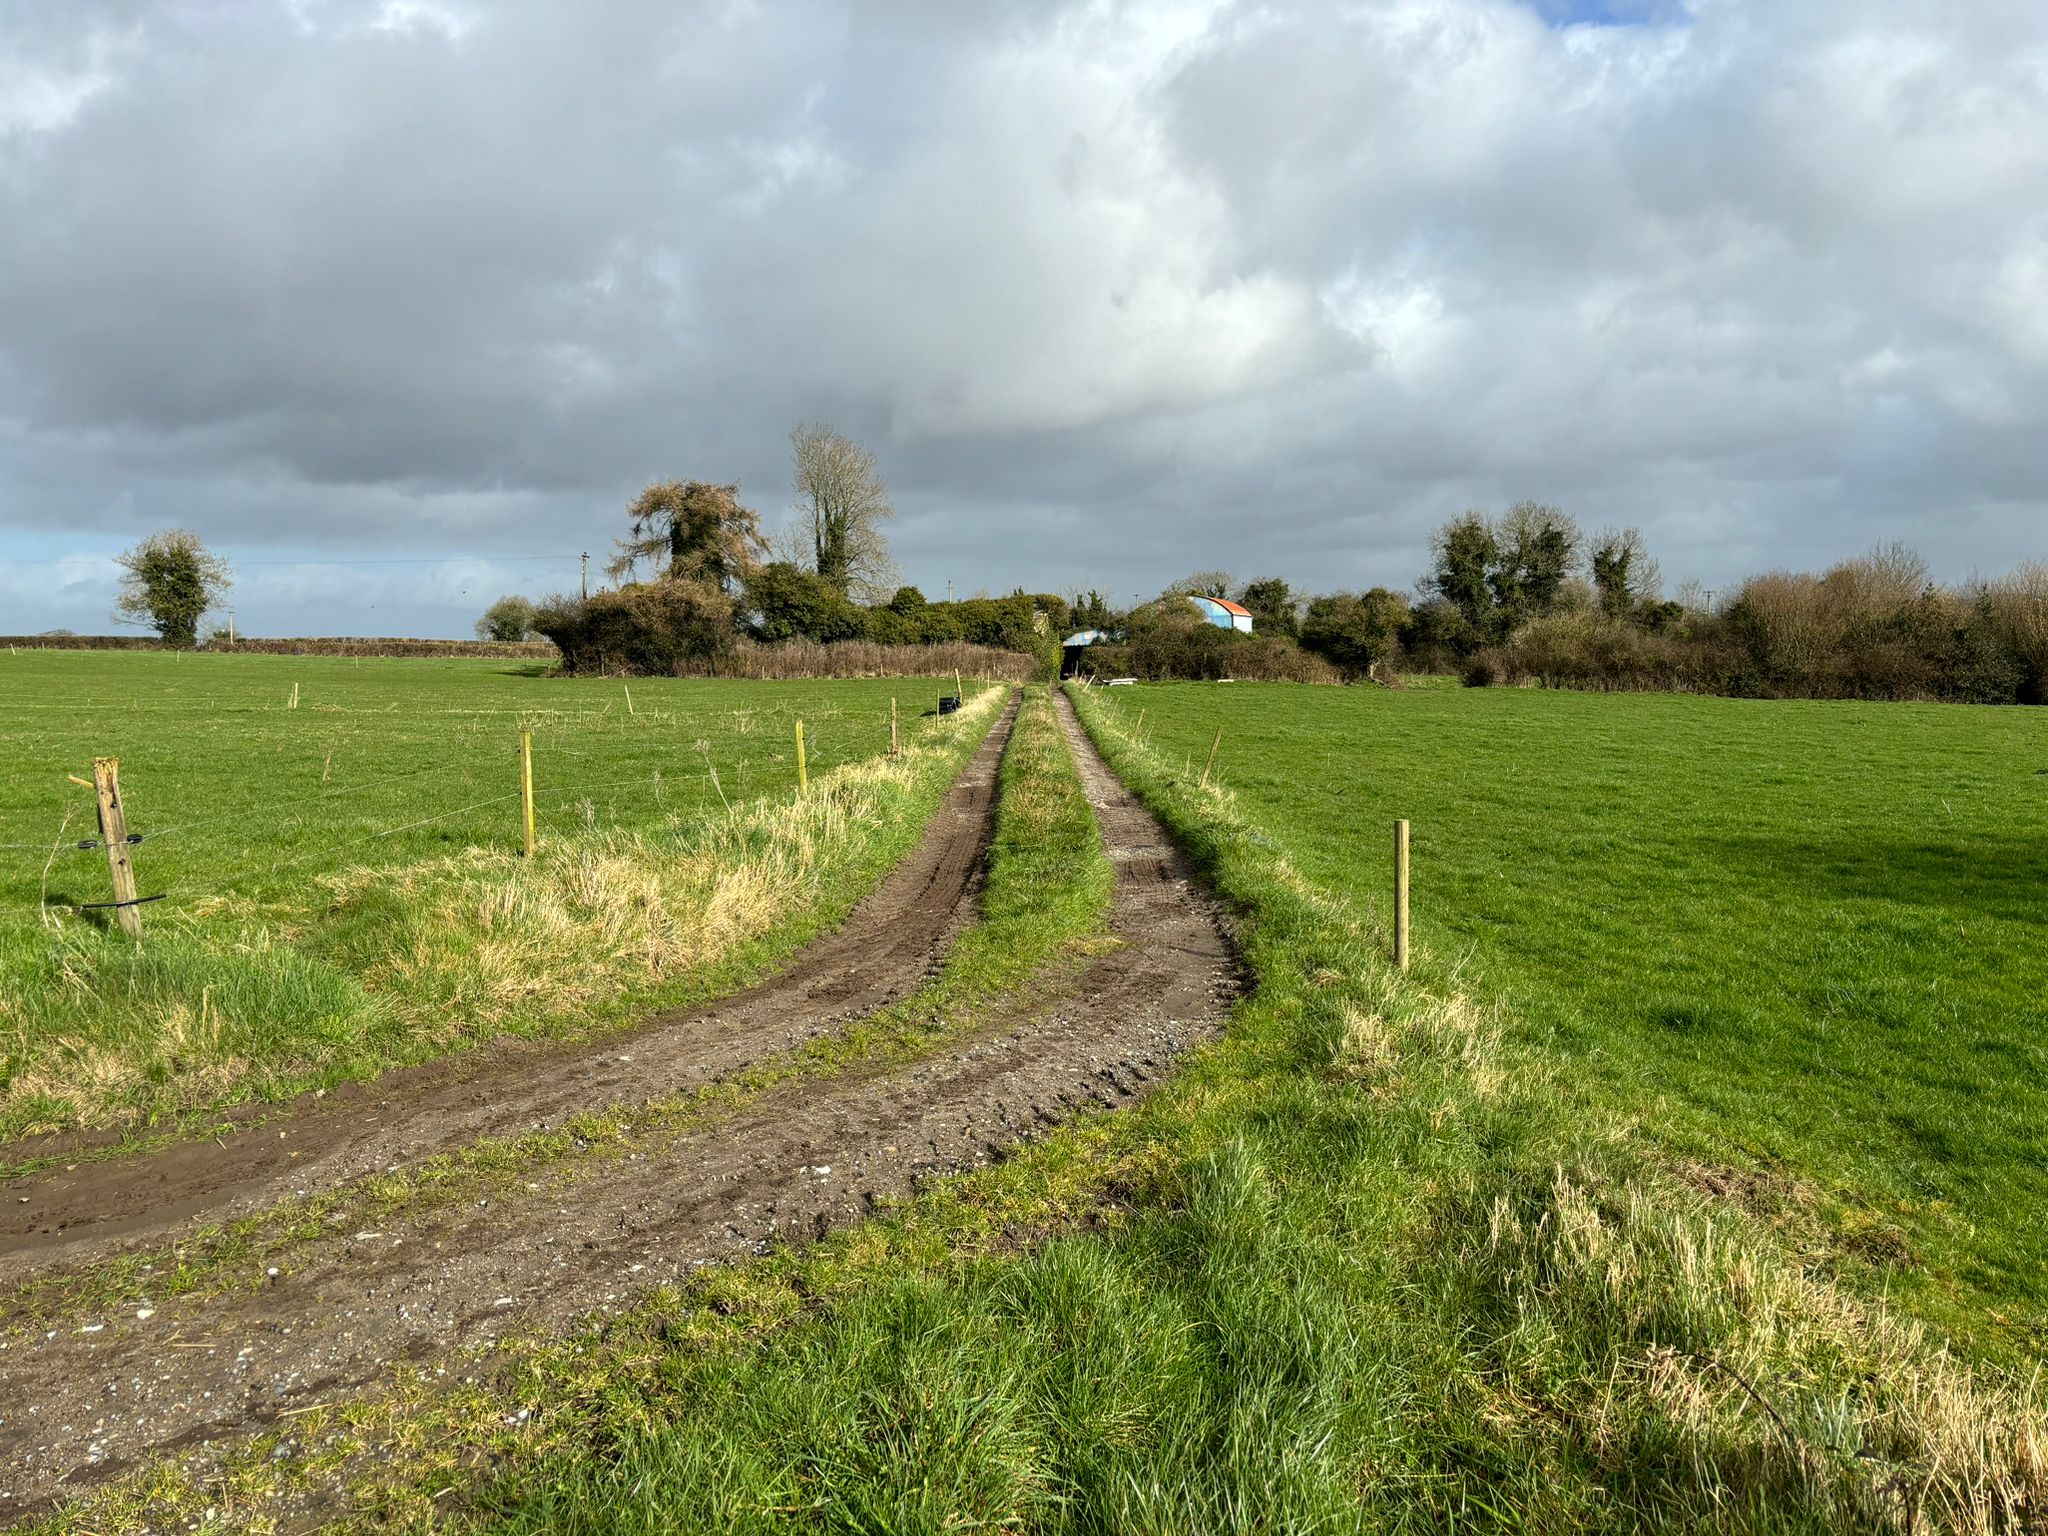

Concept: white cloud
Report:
left=0, top=0, right=2045, bottom=637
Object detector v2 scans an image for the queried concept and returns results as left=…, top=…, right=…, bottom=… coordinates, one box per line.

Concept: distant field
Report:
left=1087, top=681, right=2048, bottom=1351
left=0, top=651, right=992, bottom=1145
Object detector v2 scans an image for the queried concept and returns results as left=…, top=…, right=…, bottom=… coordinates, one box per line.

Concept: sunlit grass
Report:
left=0, top=651, right=999, bottom=1145
left=1084, top=681, right=2048, bottom=1354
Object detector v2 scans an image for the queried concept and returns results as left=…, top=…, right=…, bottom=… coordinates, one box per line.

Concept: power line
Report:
left=1, top=554, right=579, bottom=570
left=219, top=555, right=578, bottom=568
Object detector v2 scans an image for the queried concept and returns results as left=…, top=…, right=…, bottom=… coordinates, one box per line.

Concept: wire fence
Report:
left=0, top=687, right=983, bottom=923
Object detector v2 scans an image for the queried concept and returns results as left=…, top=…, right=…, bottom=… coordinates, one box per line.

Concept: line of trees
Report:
left=105, top=481, right=2043, bottom=706
left=524, top=424, right=1079, bottom=676
left=1111, top=505, right=2046, bottom=705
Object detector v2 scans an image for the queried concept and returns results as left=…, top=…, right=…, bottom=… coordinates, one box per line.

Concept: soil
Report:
left=0, top=691, right=1235, bottom=1520
left=0, top=695, right=1019, bottom=1266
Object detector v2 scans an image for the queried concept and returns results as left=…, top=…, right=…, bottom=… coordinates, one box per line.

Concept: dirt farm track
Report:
left=0, top=691, right=1236, bottom=1517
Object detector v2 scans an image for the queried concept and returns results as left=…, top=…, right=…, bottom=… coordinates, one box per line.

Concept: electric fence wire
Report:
left=81, top=766, right=728, bottom=904
left=6, top=708, right=844, bottom=886
left=0, top=755, right=480, bottom=860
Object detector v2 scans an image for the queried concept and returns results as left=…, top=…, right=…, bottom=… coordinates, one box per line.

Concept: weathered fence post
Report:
left=796, top=720, right=808, bottom=795
left=91, top=757, right=143, bottom=938
left=1394, top=819, right=1411, bottom=971
left=890, top=697, right=899, bottom=756
left=1200, top=727, right=1224, bottom=788
left=520, top=730, right=536, bottom=858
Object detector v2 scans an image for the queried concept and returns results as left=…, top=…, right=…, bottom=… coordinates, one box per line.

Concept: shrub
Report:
left=1988, top=561, right=2048, bottom=703
left=1300, top=589, right=1412, bottom=679
left=475, top=594, right=539, bottom=642
left=674, top=639, right=1033, bottom=680
left=1470, top=610, right=1731, bottom=693
left=1082, top=602, right=1339, bottom=683
left=744, top=562, right=867, bottom=643
left=535, top=579, right=735, bottom=675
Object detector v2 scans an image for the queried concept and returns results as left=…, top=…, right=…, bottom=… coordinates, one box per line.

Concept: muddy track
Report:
left=0, top=692, right=1235, bottom=1519
left=0, top=694, right=1018, bottom=1269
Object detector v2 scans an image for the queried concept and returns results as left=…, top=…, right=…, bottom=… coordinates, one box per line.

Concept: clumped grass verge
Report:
left=464, top=691, right=2040, bottom=1533
left=27, top=685, right=2046, bottom=1535
left=17, top=683, right=1116, bottom=1534
left=0, top=656, right=1003, bottom=1152
left=1086, top=680, right=2048, bottom=1359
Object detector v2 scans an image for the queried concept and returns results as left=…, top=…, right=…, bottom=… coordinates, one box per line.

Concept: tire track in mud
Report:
left=0, top=694, right=1019, bottom=1267
left=0, top=691, right=1235, bottom=1519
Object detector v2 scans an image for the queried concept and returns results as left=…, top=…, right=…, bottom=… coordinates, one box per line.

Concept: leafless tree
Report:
left=790, top=422, right=896, bottom=599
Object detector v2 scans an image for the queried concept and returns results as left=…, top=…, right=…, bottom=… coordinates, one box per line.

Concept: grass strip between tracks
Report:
left=27, top=683, right=2048, bottom=1534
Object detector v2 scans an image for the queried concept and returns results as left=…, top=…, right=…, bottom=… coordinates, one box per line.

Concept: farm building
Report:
left=1188, top=594, right=1255, bottom=631
left=1060, top=627, right=1108, bottom=679
left=1060, top=595, right=1256, bottom=677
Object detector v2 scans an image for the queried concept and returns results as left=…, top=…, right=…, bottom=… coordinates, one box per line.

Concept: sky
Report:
left=1, top=0, right=2045, bottom=638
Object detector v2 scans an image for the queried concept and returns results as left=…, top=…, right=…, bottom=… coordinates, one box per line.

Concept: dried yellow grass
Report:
left=3, top=690, right=1003, bottom=1135
left=1485, top=1171, right=2046, bottom=1532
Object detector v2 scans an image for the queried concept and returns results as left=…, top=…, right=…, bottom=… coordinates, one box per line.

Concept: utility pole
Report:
left=581, top=551, right=590, bottom=600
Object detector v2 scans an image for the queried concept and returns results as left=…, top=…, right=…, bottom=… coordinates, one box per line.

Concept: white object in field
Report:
left=1107, top=677, right=1137, bottom=686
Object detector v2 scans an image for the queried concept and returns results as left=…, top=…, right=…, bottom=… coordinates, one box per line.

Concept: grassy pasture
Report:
left=1091, top=681, right=2048, bottom=1351
left=0, top=650, right=993, bottom=1147
left=21, top=682, right=2045, bottom=1532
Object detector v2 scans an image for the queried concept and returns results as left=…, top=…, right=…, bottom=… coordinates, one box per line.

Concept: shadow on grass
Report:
left=1691, top=829, right=2048, bottom=928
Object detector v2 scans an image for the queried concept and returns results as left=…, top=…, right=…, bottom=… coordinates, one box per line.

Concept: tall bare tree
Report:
left=790, top=422, right=895, bottom=599
left=607, top=481, right=766, bottom=594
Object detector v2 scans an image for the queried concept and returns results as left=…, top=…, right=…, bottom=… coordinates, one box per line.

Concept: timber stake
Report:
left=519, top=730, right=536, bottom=857
left=1394, top=819, right=1410, bottom=970
left=92, top=757, right=143, bottom=938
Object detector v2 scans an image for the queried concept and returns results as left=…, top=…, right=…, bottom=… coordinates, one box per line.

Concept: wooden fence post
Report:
left=796, top=720, right=808, bottom=795
left=1200, top=727, right=1224, bottom=788
left=520, top=730, right=536, bottom=858
left=1394, top=819, right=1410, bottom=971
left=91, top=757, right=143, bottom=938
left=890, top=697, right=899, bottom=756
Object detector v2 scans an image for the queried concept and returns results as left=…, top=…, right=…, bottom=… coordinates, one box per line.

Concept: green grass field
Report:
left=20, top=678, right=2044, bottom=1533
left=1088, top=681, right=2048, bottom=1352
left=0, top=651, right=994, bottom=1146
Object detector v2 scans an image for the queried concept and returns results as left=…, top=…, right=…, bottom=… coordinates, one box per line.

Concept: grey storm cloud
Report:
left=1, top=0, right=2045, bottom=635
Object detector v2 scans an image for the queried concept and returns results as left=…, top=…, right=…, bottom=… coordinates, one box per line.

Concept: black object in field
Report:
left=938, top=694, right=961, bottom=715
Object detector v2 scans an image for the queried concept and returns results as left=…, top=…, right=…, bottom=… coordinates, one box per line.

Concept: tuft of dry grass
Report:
left=1479, top=1169, right=2048, bottom=1532
left=1071, top=682, right=2047, bottom=1533
left=1, top=688, right=1005, bottom=1143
